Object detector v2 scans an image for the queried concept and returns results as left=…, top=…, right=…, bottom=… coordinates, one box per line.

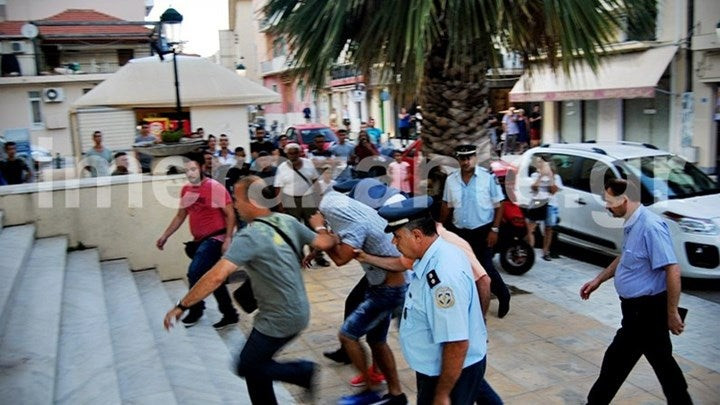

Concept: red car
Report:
left=284, top=123, right=338, bottom=155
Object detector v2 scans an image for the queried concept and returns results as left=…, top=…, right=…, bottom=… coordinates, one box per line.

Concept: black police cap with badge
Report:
left=377, top=196, right=434, bottom=233
left=454, top=144, right=477, bottom=157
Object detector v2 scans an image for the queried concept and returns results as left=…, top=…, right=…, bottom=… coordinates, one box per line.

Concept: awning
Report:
left=509, top=46, right=677, bottom=102
left=72, top=56, right=280, bottom=109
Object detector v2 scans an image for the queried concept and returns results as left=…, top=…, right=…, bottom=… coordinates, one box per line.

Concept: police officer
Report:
left=439, top=144, right=511, bottom=318
left=379, top=197, right=502, bottom=405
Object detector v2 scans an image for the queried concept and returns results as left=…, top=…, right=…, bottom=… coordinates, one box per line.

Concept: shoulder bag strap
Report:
left=254, top=218, right=303, bottom=263
left=292, top=165, right=313, bottom=187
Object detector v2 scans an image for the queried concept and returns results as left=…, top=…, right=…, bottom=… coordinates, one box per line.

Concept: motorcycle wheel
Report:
left=499, top=239, right=535, bottom=275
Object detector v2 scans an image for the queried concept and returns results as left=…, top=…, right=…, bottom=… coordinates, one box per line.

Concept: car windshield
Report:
left=618, top=155, right=719, bottom=200
left=299, top=128, right=337, bottom=145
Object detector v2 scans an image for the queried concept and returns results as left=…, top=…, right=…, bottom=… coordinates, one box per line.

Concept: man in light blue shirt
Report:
left=580, top=178, right=691, bottom=404
left=440, top=144, right=511, bottom=318
left=379, top=196, right=501, bottom=405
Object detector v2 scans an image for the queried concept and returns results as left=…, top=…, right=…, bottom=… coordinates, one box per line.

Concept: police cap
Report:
left=454, top=144, right=477, bottom=157
left=378, top=196, right=434, bottom=233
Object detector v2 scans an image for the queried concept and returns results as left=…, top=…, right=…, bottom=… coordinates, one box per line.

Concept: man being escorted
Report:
left=580, top=178, right=692, bottom=405
left=164, top=176, right=338, bottom=404
left=156, top=157, right=239, bottom=329
left=379, top=197, right=502, bottom=405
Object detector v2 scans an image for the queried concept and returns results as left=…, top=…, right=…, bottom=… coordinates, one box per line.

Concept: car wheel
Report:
left=499, top=239, right=535, bottom=275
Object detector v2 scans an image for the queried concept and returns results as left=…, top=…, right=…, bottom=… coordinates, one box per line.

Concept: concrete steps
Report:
left=0, top=223, right=280, bottom=404
left=101, top=259, right=178, bottom=404
left=0, top=236, right=67, bottom=404
left=55, top=250, right=121, bottom=404
left=0, top=225, right=36, bottom=330
left=133, top=270, right=224, bottom=404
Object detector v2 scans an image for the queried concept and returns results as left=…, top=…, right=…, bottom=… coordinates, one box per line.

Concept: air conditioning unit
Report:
left=10, top=41, right=25, bottom=54
left=42, top=88, right=65, bottom=103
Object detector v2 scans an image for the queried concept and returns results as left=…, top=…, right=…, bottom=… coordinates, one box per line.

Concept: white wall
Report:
left=190, top=105, right=251, bottom=153
left=0, top=175, right=193, bottom=280
left=6, top=0, right=148, bottom=20
left=596, top=99, right=622, bottom=142
left=0, top=76, right=107, bottom=156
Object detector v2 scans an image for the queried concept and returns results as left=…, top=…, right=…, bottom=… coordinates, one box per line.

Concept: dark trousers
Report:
left=453, top=224, right=511, bottom=303
left=588, top=292, right=692, bottom=405
left=236, top=328, right=315, bottom=405
left=187, top=238, right=236, bottom=317
left=416, top=357, right=502, bottom=405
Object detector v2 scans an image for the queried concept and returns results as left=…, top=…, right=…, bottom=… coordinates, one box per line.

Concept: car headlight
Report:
left=663, top=212, right=719, bottom=235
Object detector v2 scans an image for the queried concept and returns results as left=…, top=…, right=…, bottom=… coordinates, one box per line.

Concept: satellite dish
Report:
left=21, top=23, right=39, bottom=39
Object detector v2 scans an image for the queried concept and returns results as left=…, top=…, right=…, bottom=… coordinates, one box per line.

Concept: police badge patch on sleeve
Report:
left=434, top=287, right=455, bottom=308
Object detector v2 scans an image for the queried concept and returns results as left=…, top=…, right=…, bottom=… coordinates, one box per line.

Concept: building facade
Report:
left=510, top=0, right=720, bottom=175
left=0, top=0, right=154, bottom=156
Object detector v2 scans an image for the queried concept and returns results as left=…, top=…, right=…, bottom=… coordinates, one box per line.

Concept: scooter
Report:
left=496, top=199, right=535, bottom=275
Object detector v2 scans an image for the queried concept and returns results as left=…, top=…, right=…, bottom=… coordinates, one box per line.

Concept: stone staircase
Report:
left=0, top=221, right=295, bottom=404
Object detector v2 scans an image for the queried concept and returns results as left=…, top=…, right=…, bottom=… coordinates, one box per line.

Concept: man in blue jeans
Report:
left=308, top=185, right=409, bottom=405
left=164, top=176, right=339, bottom=404
left=156, top=157, right=238, bottom=329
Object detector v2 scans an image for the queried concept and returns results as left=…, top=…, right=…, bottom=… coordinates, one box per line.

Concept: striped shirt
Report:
left=319, top=191, right=401, bottom=285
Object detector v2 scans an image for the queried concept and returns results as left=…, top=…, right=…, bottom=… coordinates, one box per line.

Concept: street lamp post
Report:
left=159, top=7, right=184, bottom=125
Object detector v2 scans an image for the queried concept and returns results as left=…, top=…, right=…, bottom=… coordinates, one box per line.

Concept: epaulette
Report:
left=426, top=269, right=441, bottom=288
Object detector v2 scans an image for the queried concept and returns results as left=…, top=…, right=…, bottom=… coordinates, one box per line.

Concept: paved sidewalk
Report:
left=230, top=255, right=720, bottom=404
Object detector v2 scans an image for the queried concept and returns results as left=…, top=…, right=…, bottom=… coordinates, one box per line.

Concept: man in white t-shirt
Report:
left=274, top=143, right=329, bottom=266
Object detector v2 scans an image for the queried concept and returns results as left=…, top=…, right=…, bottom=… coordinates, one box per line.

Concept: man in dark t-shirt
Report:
left=250, top=127, right=275, bottom=160
left=0, top=142, right=30, bottom=185
left=529, top=105, right=542, bottom=147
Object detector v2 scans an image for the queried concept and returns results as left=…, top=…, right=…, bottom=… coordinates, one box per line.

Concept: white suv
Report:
left=511, top=142, right=720, bottom=279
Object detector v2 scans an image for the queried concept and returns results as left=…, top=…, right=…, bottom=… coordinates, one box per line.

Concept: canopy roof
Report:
left=73, top=56, right=280, bottom=109
left=509, top=46, right=677, bottom=102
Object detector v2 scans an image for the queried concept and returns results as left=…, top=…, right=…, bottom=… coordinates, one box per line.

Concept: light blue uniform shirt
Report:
left=614, top=205, right=676, bottom=299
left=400, top=237, right=487, bottom=376
left=330, top=141, right=355, bottom=158
left=443, top=167, right=504, bottom=229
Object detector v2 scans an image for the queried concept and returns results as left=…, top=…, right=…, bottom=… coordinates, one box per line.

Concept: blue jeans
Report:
left=236, top=328, right=315, bottom=405
left=416, top=356, right=503, bottom=405
left=187, top=238, right=236, bottom=318
left=340, top=283, right=407, bottom=343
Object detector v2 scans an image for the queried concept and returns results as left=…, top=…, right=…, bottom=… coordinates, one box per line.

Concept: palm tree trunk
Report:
left=420, top=38, right=493, bottom=163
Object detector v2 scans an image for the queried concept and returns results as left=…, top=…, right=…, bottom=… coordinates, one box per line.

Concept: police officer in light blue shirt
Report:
left=440, top=144, right=511, bottom=318
left=379, top=196, right=502, bottom=405
left=580, top=178, right=691, bottom=405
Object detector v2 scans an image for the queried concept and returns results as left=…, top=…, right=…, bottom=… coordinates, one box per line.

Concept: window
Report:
left=560, top=100, right=598, bottom=142
left=547, top=153, right=579, bottom=188
left=576, top=158, right=614, bottom=194
left=623, top=76, right=670, bottom=147
left=28, top=91, right=43, bottom=127
left=117, top=49, right=134, bottom=66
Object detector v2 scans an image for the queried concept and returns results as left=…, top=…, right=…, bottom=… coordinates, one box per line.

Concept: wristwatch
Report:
left=490, top=226, right=500, bottom=233
left=176, top=299, right=190, bottom=312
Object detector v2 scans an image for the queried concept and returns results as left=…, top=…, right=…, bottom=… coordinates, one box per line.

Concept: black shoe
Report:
left=498, top=297, right=510, bottom=319
left=543, top=254, right=552, bottom=261
left=372, top=393, right=408, bottom=405
left=323, top=348, right=351, bottom=364
left=314, top=255, right=331, bottom=267
left=550, top=252, right=560, bottom=259
left=302, top=362, right=320, bottom=403
left=181, top=310, right=203, bottom=327
left=212, top=315, right=239, bottom=329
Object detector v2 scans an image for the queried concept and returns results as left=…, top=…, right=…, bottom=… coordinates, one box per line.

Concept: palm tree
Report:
left=264, top=0, right=653, bottom=158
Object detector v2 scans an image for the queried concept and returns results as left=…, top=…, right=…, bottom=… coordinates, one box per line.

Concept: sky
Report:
left=147, top=0, right=229, bottom=57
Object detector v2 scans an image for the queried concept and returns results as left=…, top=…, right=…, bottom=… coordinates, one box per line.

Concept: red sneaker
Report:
left=349, top=366, right=386, bottom=387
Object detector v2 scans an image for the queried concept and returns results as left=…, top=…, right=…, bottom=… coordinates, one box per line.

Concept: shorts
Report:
left=545, top=205, right=559, bottom=227
left=530, top=128, right=541, bottom=141
left=340, top=283, right=407, bottom=343
left=525, top=202, right=548, bottom=222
